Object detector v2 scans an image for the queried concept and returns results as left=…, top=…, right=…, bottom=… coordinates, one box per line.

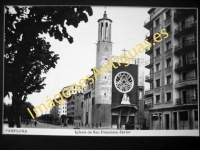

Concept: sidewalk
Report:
left=3, top=123, right=127, bottom=130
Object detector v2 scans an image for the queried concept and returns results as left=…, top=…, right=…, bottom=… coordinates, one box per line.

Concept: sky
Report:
left=4, top=6, right=150, bottom=109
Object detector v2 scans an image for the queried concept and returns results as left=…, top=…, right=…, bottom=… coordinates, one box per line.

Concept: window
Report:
left=165, top=10, right=171, bottom=19
left=194, top=111, right=198, bottom=121
left=194, top=69, right=197, bottom=78
left=81, top=102, right=83, bottom=108
left=195, top=89, right=198, bottom=99
left=92, top=98, right=95, bottom=105
left=91, top=83, right=93, bottom=89
left=182, top=72, right=186, bottom=80
left=166, top=75, right=171, bottom=84
left=166, top=25, right=171, bottom=33
left=89, top=92, right=91, bottom=98
left=156, top=48, right=160, bottom=56
left=155, top=18, right=160, bottom=27
left=166, top=41, right=171, bottom=51
left=150, top=82, right=154, bottom=89
left=166, top=58, right=171, bottom=68
left=166, top=92, right=171, bottom=101
left=156, top=79, right=160, bottom=87
left=194, top=50, right=197, bottom=58
left=156, top=95, right=160, bottom=103
left=156, top=63, right=160, bottom=72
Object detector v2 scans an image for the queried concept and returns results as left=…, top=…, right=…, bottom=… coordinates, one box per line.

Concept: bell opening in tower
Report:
left=101, top=23, right=103, bottom=39
left=105, top=22, right=108, bottom=39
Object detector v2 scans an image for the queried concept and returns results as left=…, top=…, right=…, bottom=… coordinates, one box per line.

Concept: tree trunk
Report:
left=16, top=100, right=22, bottom=128
left=8, top=93, right=22, bottom=128
left=8, top=104, right=15, bottom=127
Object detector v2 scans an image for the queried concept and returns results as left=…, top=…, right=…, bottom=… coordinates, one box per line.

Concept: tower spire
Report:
left=103, top=7, right=107, bottom=18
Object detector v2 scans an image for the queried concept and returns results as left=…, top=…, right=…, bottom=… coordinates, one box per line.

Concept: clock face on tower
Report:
left=114, top=71, right=134, bottom=93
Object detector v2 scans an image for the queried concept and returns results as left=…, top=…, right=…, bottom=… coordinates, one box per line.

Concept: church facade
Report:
left=81, top=11, right=146, bottom=129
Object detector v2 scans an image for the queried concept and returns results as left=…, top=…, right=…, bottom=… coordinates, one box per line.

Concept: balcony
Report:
left=176, top=96, right=198, bottom=105
left=174, top=21, right=197, bottom=38
left=145, top=74, right=153, bottom=82
left=144, top=103, right=153, bottom=110
left=145, top=89, right=153, bottom=96
left=164, top=16, right=172, bottom=26
left=175, top=58, right=197, bottom=72
left=145, top=59, right=153, bottom=69
left=175, top=77, right=197, bottom=89
left=145, top=30, right=153, bottom=41
left=174, top=9, right=197, bottom=22
left=144, top=17, right=153, bottom=29
left=174, top=39, right=197, bottom=55
left=145, top=45, right=153, bottom=55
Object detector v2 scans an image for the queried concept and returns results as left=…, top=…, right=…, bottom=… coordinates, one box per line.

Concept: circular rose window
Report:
left=114, top=71, right=134, bottom=93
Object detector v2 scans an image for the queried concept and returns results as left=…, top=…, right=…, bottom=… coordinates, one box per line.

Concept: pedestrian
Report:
left=34, top=121, right=37, bottom=127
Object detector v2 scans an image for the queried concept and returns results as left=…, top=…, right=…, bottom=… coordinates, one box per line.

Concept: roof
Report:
left=148, top=8, right=156, bottom=14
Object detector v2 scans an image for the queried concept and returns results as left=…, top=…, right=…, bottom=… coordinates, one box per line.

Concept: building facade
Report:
left=63, top=85, right=83, bottom=125
left=144, top=8, right=198, bottom=130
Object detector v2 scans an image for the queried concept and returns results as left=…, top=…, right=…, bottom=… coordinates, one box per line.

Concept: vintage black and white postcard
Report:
left=2, top=6, right=199, bottom=136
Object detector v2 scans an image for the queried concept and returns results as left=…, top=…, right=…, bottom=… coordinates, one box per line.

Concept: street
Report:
left=3, top=121, right=119, bottom=130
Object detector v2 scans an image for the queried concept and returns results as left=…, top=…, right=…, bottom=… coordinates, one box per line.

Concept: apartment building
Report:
left=144, top=8, right=198, bottom=130
left=62, top=85, right=83, bottom=125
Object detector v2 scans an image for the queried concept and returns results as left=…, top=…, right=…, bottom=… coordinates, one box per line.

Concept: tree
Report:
left=4, top=6, right=93, bottom=127
left=21, top=102, right=36, bottom=120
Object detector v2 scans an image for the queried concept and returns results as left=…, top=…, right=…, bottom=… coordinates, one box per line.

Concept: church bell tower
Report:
left=92, top=11, right=113, bottom=127
left=95, top=10, right=113, bottom=104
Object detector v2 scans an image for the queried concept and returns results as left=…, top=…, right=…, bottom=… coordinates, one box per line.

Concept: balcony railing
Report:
left=175, top=77, right=197, bottom=89
left=176, top=96, right=198, bottom=105
left=145, top=45, right=153, bottom=55
left=145, top=89, right=154, bottom=96
left=174, top=9, right=196, bottom=22
left=144, top=103, right=153, bottom=110
left=145, top=30, right=153, bottom=40
left=164, top=16, right=172, bottom=26
left=176, top=77, right=197, bottom=83
left=175, top=58, right=197, bottom=71
left=145, top=58, right=153, bottom=68
left=174, top=21, right=197, bottom=37
left=145, top=74, right=153, bottom=82
left=174, top=39, right=197, bottom=55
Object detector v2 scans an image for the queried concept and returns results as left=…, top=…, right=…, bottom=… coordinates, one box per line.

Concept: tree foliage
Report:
left=4, top=6, right=93, bottom=127
left=5, top=6, right=92, bottom=99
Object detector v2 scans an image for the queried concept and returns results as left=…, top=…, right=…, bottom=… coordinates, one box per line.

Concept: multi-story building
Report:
left=82, top=74, right=95, bottom=127
left=73, top=93, right=84, bottom=126
left=50, top=98, right=67, bottom=125
left=62, top=85, right=83, bottom=125
left=144, top=8, right=198, bottom=130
